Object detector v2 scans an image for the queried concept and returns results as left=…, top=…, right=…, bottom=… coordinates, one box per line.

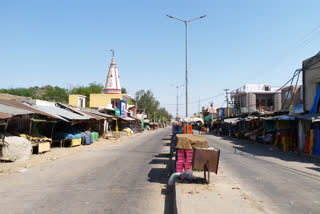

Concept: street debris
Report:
left=18, top=168, right=28, bottom=173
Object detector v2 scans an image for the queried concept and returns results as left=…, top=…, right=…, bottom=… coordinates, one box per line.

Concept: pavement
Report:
left=0, top=128, right=173, bottom=214
left=175, top=134, right=320, bottom=214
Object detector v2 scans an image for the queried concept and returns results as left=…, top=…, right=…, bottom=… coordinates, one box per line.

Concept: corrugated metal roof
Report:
left=0, top=99, right=60, bottom=119
left=0, top=104, right=33, bottom=116
left=120, top=117, right=136, bottom=121
left=81, top=109, right=114, bottom=118
left=33, top=105, right=89, bottom=121
left=84, top=112, right=105, bottom=120
left=56, top=103, right=93, bottom=120
left=0, top=112, right=12, bottom=119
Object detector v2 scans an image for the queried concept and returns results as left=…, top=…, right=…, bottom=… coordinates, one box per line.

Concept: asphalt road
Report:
left=206, top=134, right=320, bottom=214
left=0, top=128, right=172, bottom=214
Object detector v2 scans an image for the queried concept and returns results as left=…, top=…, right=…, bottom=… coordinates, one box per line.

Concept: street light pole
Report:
left=167, top=14, right=206, bottom=118
left=176, top=84, right=184, bottom=120
left=185, top=21, right=188, bottom=120
left=167, top=14, right=206, bottom=133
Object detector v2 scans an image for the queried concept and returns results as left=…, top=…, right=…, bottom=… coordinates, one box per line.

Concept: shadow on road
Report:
left=147, top=137, right=176, bottom=214
left=147, top=168, right=168, bottom=184
left=149, top=159, right=168, bottom=165
left=209, top=134, right=320, bottom=174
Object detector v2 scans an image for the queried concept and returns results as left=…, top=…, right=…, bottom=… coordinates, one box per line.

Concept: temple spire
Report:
left=104, top=50, right=121, bottom=94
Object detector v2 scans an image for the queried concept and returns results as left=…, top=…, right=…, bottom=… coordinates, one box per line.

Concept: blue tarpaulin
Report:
left=309, top=87, right=320, bottom=114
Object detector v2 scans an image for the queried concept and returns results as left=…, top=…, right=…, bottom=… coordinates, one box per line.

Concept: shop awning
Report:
left=224, top=118, right=240, bottom=124
left=144, top=119, right=150, bottom=124
left=204, top=115, right=211, bottom=121
left=296, top=113, right=320, bottom=123
left=0, top=112, right=12, bottom=119
left=277, top=115, right=296, bottom=121
left=120, top=117, right=136, bottom=121
left=0, top=104, right=34, bottom=116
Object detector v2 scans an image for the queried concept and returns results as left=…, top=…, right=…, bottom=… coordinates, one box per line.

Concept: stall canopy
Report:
left=224, top=118, right=240, bottom=124
left=204, top=115, right=211, bottom=121
left=0, top=104, right=34, bottom=116
left=81, top=109, right=113, bottom=118
left=120, top=117, right=136, bottom=121
left=296, top=113, right=320, bottom=123
left=0, top=99, right=62, bottom=120
left=0, top=112, right=12, bottom=119
left=191, top=118, right=204, bottom=124
left=277, top=115, right=296, bottom=121
left=32, top=105, right=88, bottom=122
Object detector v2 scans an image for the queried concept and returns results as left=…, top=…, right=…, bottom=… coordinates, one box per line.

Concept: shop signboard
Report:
left=115, top=108, right=120, bottom=116
left=290, top=104, right=304, bottom=114
left=119, top=100, right=127, bottom=117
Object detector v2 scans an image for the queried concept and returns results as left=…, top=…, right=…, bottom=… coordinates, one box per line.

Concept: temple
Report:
left=104, top=53, right=121, bottom=94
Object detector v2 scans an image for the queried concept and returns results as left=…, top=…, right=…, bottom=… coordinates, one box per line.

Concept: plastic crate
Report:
left=177, top=149, right=185, bottom=161
left=185, top=149, right=193, bottom=161
left=176, top=161, right=184, bottom=172
left=184, top=162, right=192, bottom=172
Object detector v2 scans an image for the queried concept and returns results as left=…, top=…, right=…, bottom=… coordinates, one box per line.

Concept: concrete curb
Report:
left=171, top=151, right=178, bottom=214
left=175, top=182, right=182, bottom=214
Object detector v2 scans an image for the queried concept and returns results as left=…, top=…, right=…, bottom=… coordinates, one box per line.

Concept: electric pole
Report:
left=198, top=97, right=200, bottom=116
left=175, top=84, right=184, bottom=121
left=224, top=89, right=229, bottom=118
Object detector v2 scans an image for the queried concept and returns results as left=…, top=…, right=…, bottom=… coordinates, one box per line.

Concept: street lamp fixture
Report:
left=167, top=14, right=206, bottom=131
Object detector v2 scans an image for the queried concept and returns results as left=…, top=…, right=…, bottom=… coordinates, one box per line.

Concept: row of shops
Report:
left=208, top=112, right=320, bottom=156
left=0, top=98, right=150, bottom=162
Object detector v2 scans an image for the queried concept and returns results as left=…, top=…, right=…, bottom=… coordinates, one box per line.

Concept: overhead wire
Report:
left=162, top=93, right=224, bottom=106
left=287, top=70, right=301, bottom=108
left=281, top=69, right=300, bottom=111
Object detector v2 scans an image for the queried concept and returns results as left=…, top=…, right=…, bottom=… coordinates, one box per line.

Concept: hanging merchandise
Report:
left=309, top=129, right=314, bottom=155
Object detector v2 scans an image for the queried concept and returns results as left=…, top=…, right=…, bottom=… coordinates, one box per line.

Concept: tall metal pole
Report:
left=185, top=22, right=189, bottom=133
left=224, top=89, right=230, bottom=118
left=185, top=21, right=188, bottom=119
left=175, top=84, right=184, bottom=121
left=167, top=14, right=206, bottom=133
left=176, top=86, right=179, bottom=120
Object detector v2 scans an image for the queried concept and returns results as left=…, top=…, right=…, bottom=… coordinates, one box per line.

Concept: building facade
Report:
left=303, top=52, right=320, bottom=112
left=281, top=85, right=303, bottom=111
left=231, top=84, right=281, bottom=113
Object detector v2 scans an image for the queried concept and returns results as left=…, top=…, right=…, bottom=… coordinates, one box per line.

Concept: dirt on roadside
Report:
left=0, top=130, right=154, bottom=175
left=176, top=168, right=268, bottom=214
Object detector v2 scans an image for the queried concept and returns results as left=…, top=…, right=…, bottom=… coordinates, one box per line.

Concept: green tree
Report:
left=121, top=88, right=127, bottom=94
left=135, top=89, right=172, bottom=122
left=70, top=82, right=104, bottom=106
left=0, top=88, right=36, bottom=98
left=70, top=82, right=103, bottom=97
left=40, top=85, right=69, bottom=103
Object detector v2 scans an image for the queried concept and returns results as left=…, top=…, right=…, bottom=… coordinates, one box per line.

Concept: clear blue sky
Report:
left=1, top=0, right=320, bottom=116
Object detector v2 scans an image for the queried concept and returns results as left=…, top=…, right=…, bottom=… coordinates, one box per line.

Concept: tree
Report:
left=70, top=82, right=103, bottom=97
left=70, top=82, right=104, bottom=106
left=40, top=85, right=69, bottom=103
left=121, top=88, right=127, bottom=94
left=0, top=88, right=36, bottom=98
left=135, top=89, right=172, bottom=122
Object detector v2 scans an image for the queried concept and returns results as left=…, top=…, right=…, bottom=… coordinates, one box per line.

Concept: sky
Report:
left=1, top=0, right=320, bottom=117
